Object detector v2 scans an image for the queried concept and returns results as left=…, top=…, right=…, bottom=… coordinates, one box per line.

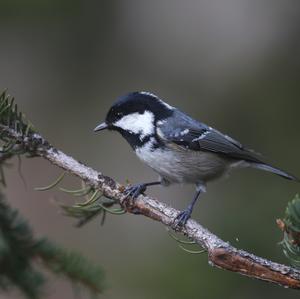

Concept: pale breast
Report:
left=135, top=140, right=231, bottom=184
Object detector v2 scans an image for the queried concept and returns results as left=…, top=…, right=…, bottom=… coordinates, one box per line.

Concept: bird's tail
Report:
left=251, top=162, right=299, bottom=182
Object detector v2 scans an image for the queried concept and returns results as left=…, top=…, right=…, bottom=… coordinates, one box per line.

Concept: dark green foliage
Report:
left=0, top=194, right=105, bottom=298
left=36, top=240, right=105, bottom=294
left=279, top=194, right=300, bottom=268
left=0, top=90, right=34, bottom=138
left=284, top=194, right=300, bottom=234
left=0, top=91, right=35, bottom=186
left=0, top=90, right=105, bottom=298
left=0, top=194, right=44, bottom=299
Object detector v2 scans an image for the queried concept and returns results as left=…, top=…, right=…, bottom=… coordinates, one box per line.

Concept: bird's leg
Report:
left=124, top=181, right=161, bottom=200
left=123, top=181, right=161, bottom=214
left=174, top=186, right=204, bottom=228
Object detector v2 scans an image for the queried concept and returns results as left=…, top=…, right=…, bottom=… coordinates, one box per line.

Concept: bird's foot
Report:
left=124, top=183, right=147, bottom=199
left=122, top=183, right=147, bottom=214
left=174, top=209, right=192, bottom=229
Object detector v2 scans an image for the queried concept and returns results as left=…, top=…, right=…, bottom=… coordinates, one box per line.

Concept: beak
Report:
left=94, top=122, right=108, bottom=132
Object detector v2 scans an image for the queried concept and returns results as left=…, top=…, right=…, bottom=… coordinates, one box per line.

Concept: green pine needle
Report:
left=279, top=194, right=300, bottom=268
left=0, top=90, right=34, bottom=137
left=59, top=195, right=121, bottom=227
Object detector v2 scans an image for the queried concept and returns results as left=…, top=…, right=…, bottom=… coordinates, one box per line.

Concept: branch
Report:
left=2, top=125, right=300, bottom=290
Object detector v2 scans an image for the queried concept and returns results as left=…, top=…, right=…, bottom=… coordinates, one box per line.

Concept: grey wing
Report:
left=157, top=111, right=263, bottom=163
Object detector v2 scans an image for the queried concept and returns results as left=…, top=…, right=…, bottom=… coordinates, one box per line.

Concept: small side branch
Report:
left=2, top=125, right=300, bottom=289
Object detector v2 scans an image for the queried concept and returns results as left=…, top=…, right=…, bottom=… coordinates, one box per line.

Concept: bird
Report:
left=94, top=91, right=298, bottom=227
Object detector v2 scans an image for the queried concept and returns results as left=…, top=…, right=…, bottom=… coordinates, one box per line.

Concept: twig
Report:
left=2, top=125, right=300, bottom=289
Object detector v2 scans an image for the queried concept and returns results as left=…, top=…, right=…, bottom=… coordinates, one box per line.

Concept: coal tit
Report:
left=94, top=92, right=298, bottom=226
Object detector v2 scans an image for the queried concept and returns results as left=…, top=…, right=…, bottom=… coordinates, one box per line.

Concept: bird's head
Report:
left=94, top=92, right=174, bottom=148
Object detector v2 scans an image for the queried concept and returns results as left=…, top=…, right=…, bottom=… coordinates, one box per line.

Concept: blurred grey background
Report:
left=1, top=0, right=300, bottom=298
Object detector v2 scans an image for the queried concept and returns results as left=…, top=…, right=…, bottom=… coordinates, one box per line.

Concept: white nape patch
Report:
left=114, top=110, right=154, bottom=140
left=140, top=91, right=174, bottom=110
left=192, top=130, right=210, bottom=142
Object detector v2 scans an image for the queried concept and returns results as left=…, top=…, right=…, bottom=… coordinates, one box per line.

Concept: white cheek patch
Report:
left=113, top=111, right=155, bottom=140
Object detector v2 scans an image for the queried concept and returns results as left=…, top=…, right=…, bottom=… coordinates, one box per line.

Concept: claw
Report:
left=124, top=183, right=147, bottom=200
left=174, top=209, right=192, bottom=228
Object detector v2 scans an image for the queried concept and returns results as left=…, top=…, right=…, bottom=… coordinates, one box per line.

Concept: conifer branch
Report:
left=1, top=91, right=300, bottom=290
left=0, top=91, right=105, bottom=298
left=37, top=144, right=300, bottom=289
